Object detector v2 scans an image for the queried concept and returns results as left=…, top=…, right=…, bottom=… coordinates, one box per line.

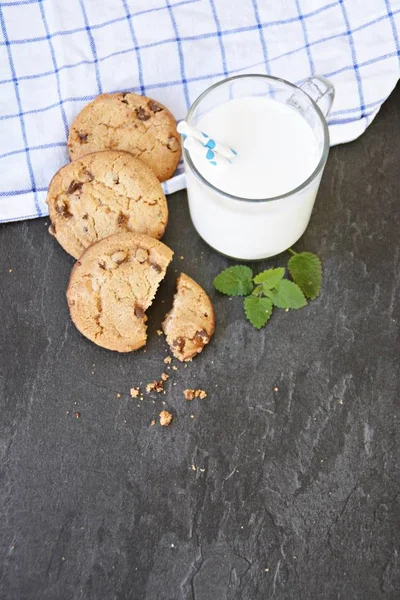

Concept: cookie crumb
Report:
left=146, top=380, right=164, bottom=393
left=191, top=465, right=196, bottom=471
left=116, top=393, right=121, bottom=398
left=184, top=389, right=207, bottom=400
left=130, top=387, right=140, bottom=398
left=184, top=389, right=195, bottom=401
left=273, top=386, right=279, bottom=392
left=150, top=419, right=156, bottom=426
left=73, top=411, right=81, bottom=419
left=180, top=256, right=184, bottom=260
left=157, top=329, right=163, bottom=336
left=8, top=269, right=13, bottom=273
left=172, top=365, right=178, bottom=371
left=161, top=372, right=169, bottom=382
left=164, top=356, right=172, bottom=364
left=190, top=415, right=194, bottom=419
left=159, top=410, right=173, bottom=426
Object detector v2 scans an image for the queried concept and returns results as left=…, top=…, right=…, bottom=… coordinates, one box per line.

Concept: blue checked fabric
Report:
left=1, top=0, right=400, bottom=223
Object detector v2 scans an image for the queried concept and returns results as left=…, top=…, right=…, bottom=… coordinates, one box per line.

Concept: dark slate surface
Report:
left=1, top=85, right=400, bottom=600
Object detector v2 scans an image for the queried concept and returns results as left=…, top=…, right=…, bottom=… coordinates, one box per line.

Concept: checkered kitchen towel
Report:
left=1, top=0, right=400, bottom=223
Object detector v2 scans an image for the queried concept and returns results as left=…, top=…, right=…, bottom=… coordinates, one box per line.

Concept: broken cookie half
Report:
left=67, top=232, right=173, bottom=352
left=162, top=273, right=215, bottom=361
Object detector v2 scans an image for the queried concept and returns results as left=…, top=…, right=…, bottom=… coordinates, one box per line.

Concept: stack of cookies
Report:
left=46, top=92, right=214, bottom=358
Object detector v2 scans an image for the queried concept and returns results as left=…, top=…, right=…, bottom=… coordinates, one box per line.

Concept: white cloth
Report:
left=0, top=0, right=399, bottom=222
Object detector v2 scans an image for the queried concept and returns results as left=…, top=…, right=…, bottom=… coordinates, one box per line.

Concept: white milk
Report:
left=185, top=96, right=322, bottom=260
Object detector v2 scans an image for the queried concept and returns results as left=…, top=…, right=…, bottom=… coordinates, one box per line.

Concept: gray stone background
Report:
left=0, top=85, right=399, bottom=600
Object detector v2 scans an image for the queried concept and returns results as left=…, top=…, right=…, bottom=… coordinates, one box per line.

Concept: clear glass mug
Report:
left=182, top=75, right=335, bottom=260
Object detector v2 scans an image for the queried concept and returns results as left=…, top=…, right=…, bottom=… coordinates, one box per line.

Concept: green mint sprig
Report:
left=213, top=249, right=322, bottom=329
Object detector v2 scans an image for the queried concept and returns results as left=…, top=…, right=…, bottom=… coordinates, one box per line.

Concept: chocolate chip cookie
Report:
left=162, top=273, right=215, bottom=361
left=67, top=233, right=173, bottom=352
left=47, top=150, right=168, bottom=259
left=67, top=93, right=181, bottom=182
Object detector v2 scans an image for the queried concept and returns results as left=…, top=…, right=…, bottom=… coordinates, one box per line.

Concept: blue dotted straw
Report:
left=177, top=120, right=237, bottom=166
left=183, top=136, right=232, bottom=168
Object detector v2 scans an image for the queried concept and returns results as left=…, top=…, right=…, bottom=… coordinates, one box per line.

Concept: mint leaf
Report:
left=252, top=284, right=264, bottom=296
left=244, top=296, right=273, bottom=329
left=253, top=267, right=285, bottom=290
left=213, top=265, right=253, bottom=296
left=269, top=279, right=307, bottom=309
left=288, top=252, right=322, bottom=299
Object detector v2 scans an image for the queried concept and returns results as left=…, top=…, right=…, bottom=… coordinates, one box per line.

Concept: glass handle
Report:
left=300, top=76, right=335, bottom=117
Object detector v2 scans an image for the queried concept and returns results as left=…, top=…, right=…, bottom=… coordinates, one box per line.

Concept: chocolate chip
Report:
left=56, top=202, right=73, bottom=219
left=148, top=100, right=163, bottom=113
left=83, top=170, right=94, bottom=182
left=136, top=107, right=150, bottom=121
left=121, top=99, right=129, bottom=105
left=73, top=411, right=81, bottom=419
left=67, top=180, right=83, bottom=195
left=134, top=305, right=145, bottom=319
left=113, top=175, right=120, bottom=184
left=82, top=213, right=89, bottom=220
left=117, top=212, right=128, bottom=226
left=172, top=337, right=185, bottom=352
left=83, top=227, right=88, bottom=233
left=136, top=248, right=149, bottom=263
left=98, top=261, right=106, bottom=270
left=167, top=136, right=180, bottom=152
left=78, top=133, right=88, bottom=143
left=121, top=92, right=128, bottom=98
left=195, top=329, right=209, bottom=340
left=111, top=250, right=128, bottom=265
left=194, top=330, right=209, bottom=347
left=150, top=262, right=162, bottom=273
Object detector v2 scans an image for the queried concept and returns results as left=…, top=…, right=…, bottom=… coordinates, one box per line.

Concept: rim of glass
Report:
left=183, top=74, right=330, bottom=203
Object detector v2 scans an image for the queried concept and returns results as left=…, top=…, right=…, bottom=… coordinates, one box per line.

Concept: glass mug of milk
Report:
left=182, top=75, right=334, bottom=260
